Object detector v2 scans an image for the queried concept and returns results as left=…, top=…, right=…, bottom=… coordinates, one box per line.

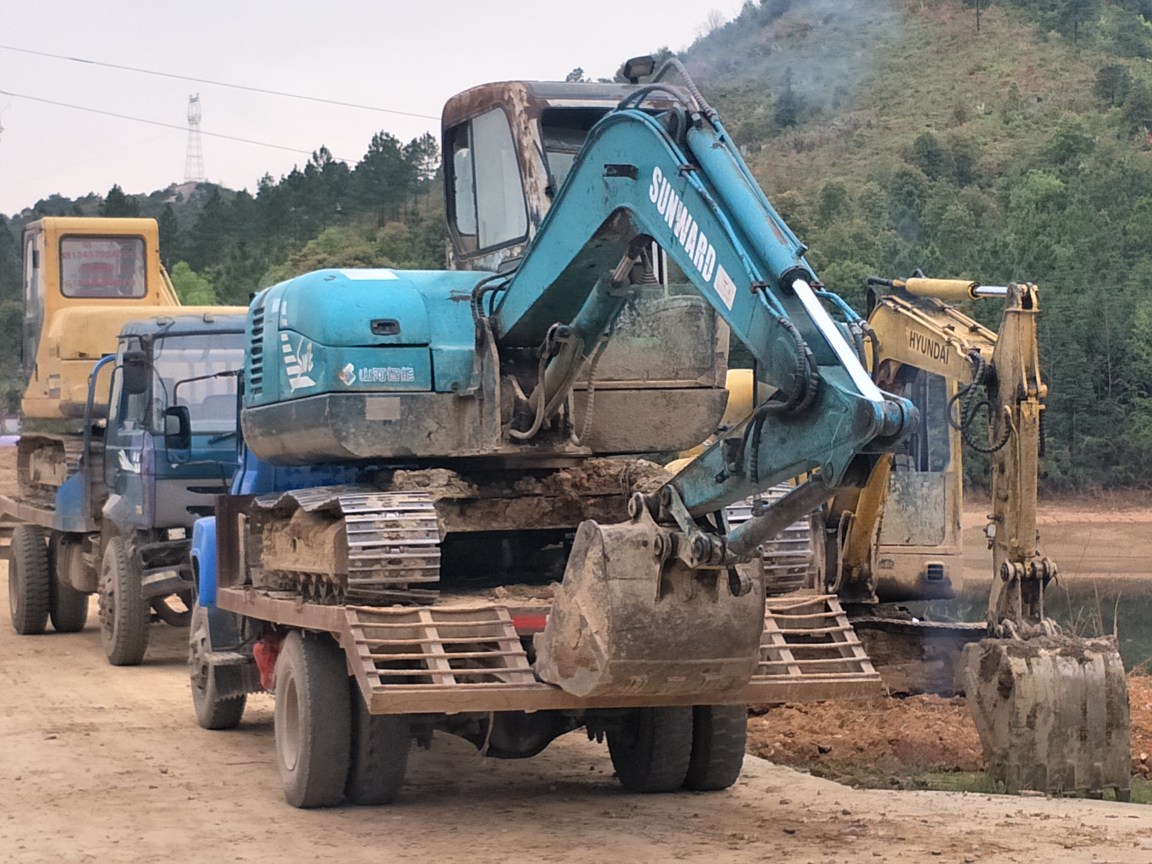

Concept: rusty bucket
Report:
left=958, top=635, right=1131, bottom=799
left=533, top=506, right=766, bottom=699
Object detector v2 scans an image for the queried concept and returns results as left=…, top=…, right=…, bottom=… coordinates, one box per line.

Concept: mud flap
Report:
left=533, top=508, right=766, bottom=699
left=958, top=636, right=1131, bottom=798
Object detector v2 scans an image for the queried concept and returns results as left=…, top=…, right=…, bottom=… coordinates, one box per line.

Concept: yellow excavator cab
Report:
left=20, top=217, right=181, bottom=423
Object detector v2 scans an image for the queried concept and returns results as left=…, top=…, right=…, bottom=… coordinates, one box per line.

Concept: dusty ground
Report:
left=6, top=444, right=1152, bottom=863
left=7, top=593, right=1152, bottom=864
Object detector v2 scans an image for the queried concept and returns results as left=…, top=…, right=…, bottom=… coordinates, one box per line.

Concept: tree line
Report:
left=4, top=0, right=1152, bottom=491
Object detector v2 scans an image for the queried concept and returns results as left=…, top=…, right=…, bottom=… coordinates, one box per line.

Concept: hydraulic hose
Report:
left=947, top=351, right=1011, bottom=453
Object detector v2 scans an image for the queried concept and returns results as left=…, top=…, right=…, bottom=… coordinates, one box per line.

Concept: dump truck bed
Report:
left=216, top=587, right=881, bottom=713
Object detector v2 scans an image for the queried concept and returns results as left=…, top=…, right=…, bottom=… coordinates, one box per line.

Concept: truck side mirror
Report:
left=164, top=405, right=192, bottom=462
left=122, top=351, right=149, bottom=395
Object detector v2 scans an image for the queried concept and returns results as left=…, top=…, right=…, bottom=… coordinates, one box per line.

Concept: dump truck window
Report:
left=60, top=236, right=147, bottom=298
left=115, top=338, right=149, bottom=432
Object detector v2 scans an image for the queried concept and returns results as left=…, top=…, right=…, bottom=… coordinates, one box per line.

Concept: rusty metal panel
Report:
left=214, top=494, right=255, bottom=591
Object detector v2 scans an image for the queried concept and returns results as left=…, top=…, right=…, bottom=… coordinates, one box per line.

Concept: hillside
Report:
left=678, top=0, right=1152, bottom=489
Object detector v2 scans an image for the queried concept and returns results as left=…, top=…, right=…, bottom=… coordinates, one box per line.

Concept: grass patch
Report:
left=809, top=762, right=997, bottom=793
left=812, top=764, right=1152, bottom=802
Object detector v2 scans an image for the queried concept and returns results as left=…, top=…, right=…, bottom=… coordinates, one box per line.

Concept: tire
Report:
left=50, top=534, right=90, bottom=634
left=683, top=705, right=747, bottom=791
left=98, top=537, right=150, bottom=666
left=8, top=525, right=51, bottom=636
left=274, top=630, right=351, bottom=808
left=607, top=706, right=694, bottom=793
left=189, top=603, right=246, bottom=730
left=345, top=681, right=410, bottom=805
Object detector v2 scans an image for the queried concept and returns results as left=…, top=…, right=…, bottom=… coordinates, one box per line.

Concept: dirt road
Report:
left=4, top=568, right=1152, bottom=864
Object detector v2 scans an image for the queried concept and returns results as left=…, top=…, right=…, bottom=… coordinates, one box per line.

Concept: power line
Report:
left=0, top=88, right=355, bottom=162
left=0, top=43, right=440, bottom=121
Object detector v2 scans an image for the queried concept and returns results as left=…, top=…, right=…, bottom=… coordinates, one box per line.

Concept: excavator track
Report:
left=252, top=487, right=441, bottom=605
left=725, top=484, right=814, bottom=596
left=343, top=491, right=441, bottom=604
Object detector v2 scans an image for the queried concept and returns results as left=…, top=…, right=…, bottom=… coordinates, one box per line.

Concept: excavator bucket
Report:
left=958, top=635, right=1131, bottom=799
left=534, top=507, right=766, bottom=699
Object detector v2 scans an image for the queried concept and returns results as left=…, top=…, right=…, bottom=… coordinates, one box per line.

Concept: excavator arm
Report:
left=488, top=82, right=912, bottom=546
left=504, top=77, right=915, bottom=699
left=841, top=276, right=1130, bottom=799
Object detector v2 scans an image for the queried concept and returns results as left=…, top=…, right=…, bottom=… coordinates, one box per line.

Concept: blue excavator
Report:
left=191, top=58, right=1090, bottom=809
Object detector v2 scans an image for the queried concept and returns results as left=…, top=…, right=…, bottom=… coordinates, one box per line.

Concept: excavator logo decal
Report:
left=649, top=166, right=736, bottom=309
left=277, top=300, right=316, bottom=391
left=908, top=331, right=951, bottom=364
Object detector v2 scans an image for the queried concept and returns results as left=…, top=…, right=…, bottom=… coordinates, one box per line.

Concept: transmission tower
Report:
left=184, top=94, right=206, bottom=183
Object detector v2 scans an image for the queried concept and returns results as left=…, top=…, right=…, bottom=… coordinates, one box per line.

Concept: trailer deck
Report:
left=216, top=588, right=880, bottom=713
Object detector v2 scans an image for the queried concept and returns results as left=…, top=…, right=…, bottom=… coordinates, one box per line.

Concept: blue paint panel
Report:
left=191, top=517, right=217, bottom=607
left=54, top=471, right=87, bottom=526
left=230, top=445, right=366, bottom=496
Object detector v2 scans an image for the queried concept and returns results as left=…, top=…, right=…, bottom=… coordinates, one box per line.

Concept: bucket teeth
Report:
left=958, top=635, right=1131, bottom=799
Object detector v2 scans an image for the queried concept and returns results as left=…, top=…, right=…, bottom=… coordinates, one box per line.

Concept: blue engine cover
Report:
left=245, top=268, right=488, bottom=407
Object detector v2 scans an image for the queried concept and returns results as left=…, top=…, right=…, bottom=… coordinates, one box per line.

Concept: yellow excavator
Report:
left=831, top=274, right=1129, bottom=799
left=695, top=273, right=1130, bottom=799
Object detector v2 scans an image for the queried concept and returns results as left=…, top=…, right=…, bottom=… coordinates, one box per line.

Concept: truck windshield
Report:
left=60, top=236, right=147, bottom=298
left=152, top=333, right=245, bottom=434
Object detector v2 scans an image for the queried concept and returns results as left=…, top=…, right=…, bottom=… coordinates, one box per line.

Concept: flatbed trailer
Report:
left=215, top=586, right=881, bottom=715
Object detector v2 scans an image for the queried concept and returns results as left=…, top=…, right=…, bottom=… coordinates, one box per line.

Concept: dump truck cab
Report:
left=102, top=314, right=247, bottom=536
left=5, top=311, right=249, bottom=669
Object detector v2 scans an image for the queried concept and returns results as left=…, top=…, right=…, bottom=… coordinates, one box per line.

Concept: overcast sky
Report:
left=0, top=0, right=741, bottom=217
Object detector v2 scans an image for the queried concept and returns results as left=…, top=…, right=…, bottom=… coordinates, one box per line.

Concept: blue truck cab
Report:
left=5, top=311, right=248, bottom=667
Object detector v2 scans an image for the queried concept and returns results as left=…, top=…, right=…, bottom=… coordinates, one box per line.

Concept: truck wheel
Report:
left=8, top=525, right=51, bottom=635
left=189, top=603, right=246, bottom=730
left=345, top=683, right=409, bottom=805
left=275, top=630, right=351, bottom=808
left=683, top=705, right=747, bottom=791
left=98, top=537, right=150, bottom=666
left=607, top=706, right=693, bottom=793
left=50, top=534, right=90, bottom=634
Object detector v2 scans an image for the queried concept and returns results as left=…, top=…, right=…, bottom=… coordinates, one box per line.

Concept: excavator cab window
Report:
left=889, top=366, right=949, bottom=473
left=882, top=366, right=950, bottom=547
left=21, top=234, right=44, bottom=376
left=540, top=108, right=609, bottom=195
left=59, top=235, right=147, bottom=298
left=446, top=107, right=528, bottom=255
